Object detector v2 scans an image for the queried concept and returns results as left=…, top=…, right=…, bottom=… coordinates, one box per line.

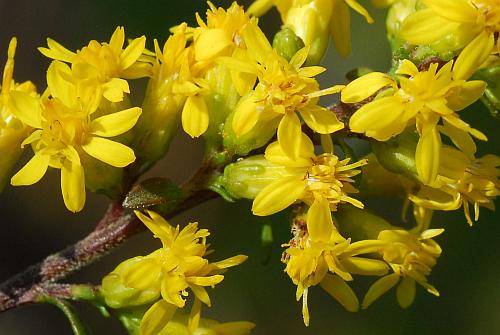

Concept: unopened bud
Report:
left=220, top=155, right=289, bottom=199
left=272, top=27, right=305, bottom=62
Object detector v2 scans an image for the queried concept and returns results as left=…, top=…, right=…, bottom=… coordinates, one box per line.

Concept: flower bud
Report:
left=203, top=63, right=241, bottom=153
left=100, top=256, right=160, bottom=309
left=131, top=67, right=184, bottom=167
left=222, top=109, right=279, bottom=156
left=219, top=155, right=289, bottom=199
left=335, top=205, right=399, bottom=241
left=272, top=27, right=305, bottom=62
left=371, top=131, right=420, bottom=182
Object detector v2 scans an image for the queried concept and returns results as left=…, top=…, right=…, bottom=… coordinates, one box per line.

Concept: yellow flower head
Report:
left=192, top=1, right=251, bottom=63
left=341, top=59, right=487, bottom=185
left=410, top=146, right=500, bottom=225
left=283, top=211, right=388, bottom=326
left=252, top=133, right=367, bottom=218
left=223, top=23, right=344, bottom=159
left=363, top=228, right=443, bottom=309
left=248, top=0, right=374, bottom=58
left=105, top=210, right=247, bottom=335
left=401, top=0, right=500, bottom=80
left=9, top=61, right=141, bottom=212
left=39, top=26, right=150, bottom=103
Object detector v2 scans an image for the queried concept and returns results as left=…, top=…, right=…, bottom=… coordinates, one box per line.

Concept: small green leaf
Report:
left=123, top=178, right=182, bottom=213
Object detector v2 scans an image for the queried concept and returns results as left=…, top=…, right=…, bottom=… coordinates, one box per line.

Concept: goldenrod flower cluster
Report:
left=101, top=210, right=249, bottom=335
left=1, top=0, right=499, bottom=333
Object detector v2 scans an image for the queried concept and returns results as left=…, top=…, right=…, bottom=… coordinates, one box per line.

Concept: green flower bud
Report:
left=219, top=155, right=289, bottom=199
left=203, top=64, right=241, bottom=154
left=100, top=256, right=160, bottom=309
left=131, top=64, right=184, bottom=167
left=272, top=27, right=305, bottom=62
left=222, top=112, right=279, bottom=156
left=371, top=131, right=419, bottom=182
left=335, top=205, right=399, bottom=241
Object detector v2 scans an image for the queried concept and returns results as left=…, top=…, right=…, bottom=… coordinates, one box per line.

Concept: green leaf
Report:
left=123, top=178, right=182, bottom=213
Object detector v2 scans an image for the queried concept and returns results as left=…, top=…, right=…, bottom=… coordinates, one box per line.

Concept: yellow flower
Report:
left=221, top=22, right=344, bottom=159
left=106, top=210, right=247, bottom=335
left=0, top=37, right=37, bottom=191
left=400, top=0, right=500, bottom=80
left=39, top=26, right=150, bottom=103
left=248, top=0, right=374, bottom=58
left=192, top=1, right=251, bottom=64
left=409, top=146, right=500, bottom=225
left=252, top=133, right=367, bottom=220
left=341, top=59, right=487, bottom=185
left=362, top=228, right=443, bottom=308
left=9, top=61, right=141, bottom=212
left=283, top=211, right=388, bottom=326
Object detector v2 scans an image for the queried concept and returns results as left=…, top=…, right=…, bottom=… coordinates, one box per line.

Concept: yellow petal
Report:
left=119, top=35, right=146, bottom=70
left=341, top=72, right=395, bottom=103
left=140, top=300, right=177, bottom=335
left=122, top=257, right=161, bottom=290
left=38, top=38, right=76, bottom=62
left=109, top=26, right=125, bottom=55
left=186, top=275, right=224, bottom=287
left=362, top=273, right=399, bottom=309
left=9, top=91, right=42, bottom=128
left=265, top=133, right=315, bottom=167
left=277, top=113, right=303, bottom=159
left=320, top=274, right=359, bottom=312
left=307, top=198, right=333, bottom=243
left=252, top=176, right=307, bottom=216
left=300, top=105, right=344, bottom=134
left=102, top=78, right=130, bottom=102
left=453, top=31, right=494, bottom=80
left=345, top=0, right=374, bottom=23
left=232, top=93, right=259, bottom=137
left=61, top=159, right=85, bottom=213
left=447, top=80, right=486, bottom=111
left=440, top=121, right=476, bottom=157
left=442, top=114, right=487, bottom=141
left=210, top=255, right=248, bottom=270
left=190, top=284, right=211, bottom=306
left=182, top=95, right=209, bottom=138
left=47, top=60, right=75, bottom=107
left=82, top=137, right=135, bottom=167
left=416, top=124, right=441, bottom=185
left=331, top=0, right=351, bottom=57
left=299, top=66, right=326, bottom=78
left=11, top=152, right=50, bottom=186
left=243, top=21, right=273, bottom=64
left=420, top=228, right=445, bottom=240
left=195, top=29, right=232, bottom=61
left=247, top=0, right=275, bottom=16
left=341, top=257, right=389, bottom=276
left=349, top=96, right=406, bottom=141
left=188, top=298, right=202, bottom=333
left=396, top=276, right=416, bottom=308
left=396, top=59, right=419, bottom=77
left=290, top=46, right=310, bottom=69
left=91, top=107, right=142, bottom=137
left=423, top=0, right=477, bottom=23
left=400, top=9, right=459, bottom=45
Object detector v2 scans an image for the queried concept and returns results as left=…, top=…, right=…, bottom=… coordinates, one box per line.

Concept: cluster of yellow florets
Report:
left=1, top=0, right=499, bottom=333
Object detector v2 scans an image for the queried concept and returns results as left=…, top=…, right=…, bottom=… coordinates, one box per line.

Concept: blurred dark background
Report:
left=1, top=0, right=499, bottom=334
